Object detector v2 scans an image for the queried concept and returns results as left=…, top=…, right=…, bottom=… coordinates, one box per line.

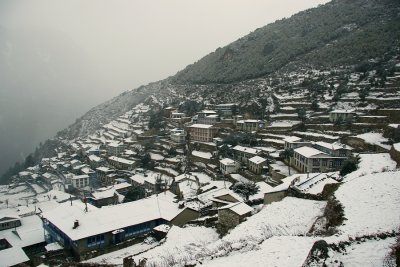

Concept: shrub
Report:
left=340, top=159, right=358, bottom=176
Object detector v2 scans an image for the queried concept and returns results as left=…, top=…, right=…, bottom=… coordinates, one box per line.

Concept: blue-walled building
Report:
left=42, top=192, right=196, bottom=257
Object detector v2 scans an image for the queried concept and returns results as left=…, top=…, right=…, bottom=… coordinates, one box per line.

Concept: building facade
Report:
left=188, top=124, right=219, bottom=142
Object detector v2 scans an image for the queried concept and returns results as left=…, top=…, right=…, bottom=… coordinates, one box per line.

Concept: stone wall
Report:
left=264, top=190, right=287, bottom=205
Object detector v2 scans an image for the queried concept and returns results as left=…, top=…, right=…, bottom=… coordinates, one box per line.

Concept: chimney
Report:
left=73, top=220, right=79, bottom=229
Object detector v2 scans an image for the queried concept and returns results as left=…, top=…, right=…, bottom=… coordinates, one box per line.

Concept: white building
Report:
left=170, top=128, right=186, bottom=144
left=219, top=158, right=240, bottom=175
left=248, top=156, right=267, bottom=175
left=71, top=174, right=90, bottom=189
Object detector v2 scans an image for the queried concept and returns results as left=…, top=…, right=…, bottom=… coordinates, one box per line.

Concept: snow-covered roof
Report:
left=108, top=142, right=123, bottom=148
left=249, top=156, right=267, bottom=164
left=211, top=188, right=243, bottom=202
left=71, top=174, right=89, bottom=180
left=0, top=247, right=29, bottom=266
left=293, top=172, right=339, bottom=195
left=192, top=150, right=212, bottom=159
left=91, top=187, right=117, bottom=200
left=129, top=174, right=145, bottom=184
left=189, top=124, right=214, bottom=129
left=42, top=192, right=180, bottom=241
left=232, top=145, right=260, bottom=155
left=219, top=202, right=253, bottom=216
left=45, top=242, right=63, bottom=251
left=108, top=156, right=135, bottom=165
left=0, top=215, right=44, bottom=248
left=230, top=174, right=250, bottom=184
left=293, top=146, right=327, bottom=158
left=330, top=109, right=355, bottom=114
left=96, top=167, right=113, bottom=172
left=175, top=172, right=212, bottom=185
left=220, top=158, right=236, bottom=165
left=88, top=155, right=102, bottom=162
left=314, top=141, right=352, bottom=151
left=283, top=136, right=302, bottom=143
left=199, top=110, right=217, bottom=114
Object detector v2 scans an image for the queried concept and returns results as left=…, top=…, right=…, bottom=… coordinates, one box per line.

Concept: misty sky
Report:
left=0, top=0, right=330, bottom=94
left=0, top=0, right=329, bottom=176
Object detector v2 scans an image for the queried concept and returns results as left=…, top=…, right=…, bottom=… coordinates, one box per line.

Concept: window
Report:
left=87, top=234, right=105, bottom=247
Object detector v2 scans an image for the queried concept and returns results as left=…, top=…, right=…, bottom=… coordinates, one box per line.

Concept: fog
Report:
left=0, top=0, right=329, bottom=175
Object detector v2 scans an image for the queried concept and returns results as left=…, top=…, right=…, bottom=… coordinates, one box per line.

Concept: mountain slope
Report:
left=173, top=0, right=400, bottom=84
left=57, top=0, right=400, bottom=140
left=2, top=0, right=400, bottom=183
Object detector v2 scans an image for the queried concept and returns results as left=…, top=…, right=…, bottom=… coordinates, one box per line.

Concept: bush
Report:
left=340, top=159, right=358, bottom=176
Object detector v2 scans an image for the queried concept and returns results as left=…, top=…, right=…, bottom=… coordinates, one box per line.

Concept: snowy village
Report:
left=1, top=63, right=400, bottom=267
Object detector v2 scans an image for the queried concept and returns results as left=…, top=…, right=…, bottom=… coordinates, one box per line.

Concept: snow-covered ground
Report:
left=314, top=153, right=400, bottom=266
left=344, top=153, right=397, bottom=181
left=335, top=171, right=400, bottom=238
left=85, top=238, right=159, bottom=265
left=355, top=132, right=391, bottom=150
left=87, top=226, right=219, bottom=266
left=203, top=236, right=316, bottom=267
left=324, top=237, right=397, bottom=267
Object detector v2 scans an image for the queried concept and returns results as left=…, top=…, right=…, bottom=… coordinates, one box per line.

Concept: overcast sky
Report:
left=0, top=0, right=330, bottom=176
left=0, top=0, right=330, bottom=95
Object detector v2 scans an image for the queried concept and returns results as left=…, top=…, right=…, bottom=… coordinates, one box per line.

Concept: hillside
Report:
left=173, top=0, right=400, bottom=84
left=2, top=0, right=400, bottom=184
left=58, top=0, right=400, bottom=141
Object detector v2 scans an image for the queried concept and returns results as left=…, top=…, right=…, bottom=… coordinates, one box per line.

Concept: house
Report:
left=313, top=141, right=353, bottom=157
left=88, top=155, right=104, bottom=169
left=0, top=215, right=21, bottom=231
left=113, top=182, right=133, bottom=196
left=264, top=172, right=339, bottom=204
left=0, top=246, right=30, bottom=267
left=329, top=109, right=356, bottom=123
left=81, top=167, right=96, bottom=185
left=283, top=136, right=312, bottom=150
left=42, top=192, right=196, bottom=257
left=0, top=214, right=46, bottom=265
left=164, top=107, right=177, bottom=117
left=96, top=167, right=114, bottom=185
left=232, top=145, right=262, bottom=165
left=210, top=188, right=243, bottom=208
left=170, top=128, right=186, bottom=144
left=18, top=171, right=32, bottom=181
left=219, top=158, right=240, bottom=175
left=107, top=142, right=124, bottom=156
left=170, top=112, right=185, bottom=119
left=218, top=202, right=252, bottom=228
left=129, top=172, right=172, bottom=193
left=236, top=120, right=264, bottom=132
left=70, top=159, right=82, bottom=168
left=171, top=172, right=213, bottom=200
left=188, top=124, right=219, bottom=142
left=196, top=110, right=220, bottom=125
left=108, top=156, right=136, bottom=170
left=215, top=103, right=237, bottom=118
left=248, top=156, right=267, bottom=175
left=88, top=187, right=121, bottom=207
left=71, top=175, right=90, bottom=189
left=292, top=146, right=346, bottom=173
